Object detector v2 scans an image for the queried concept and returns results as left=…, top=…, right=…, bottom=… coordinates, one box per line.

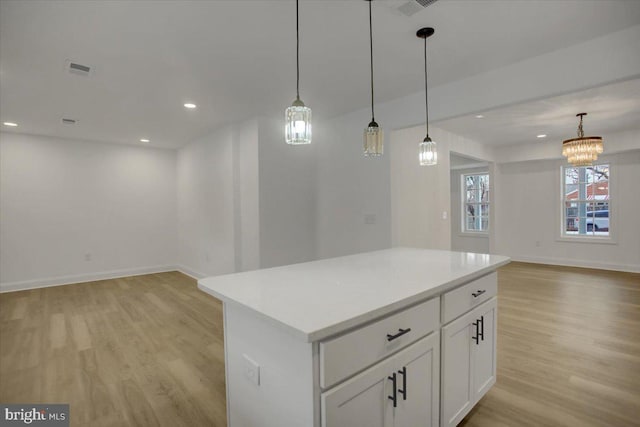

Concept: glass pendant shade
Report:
left=364, top=121, right=383, bottom=156
left=419, top=136, right=437, bottom=166
left=562, top=113, right=603, bottom=166
left=285, top=99, right=312, bottom=145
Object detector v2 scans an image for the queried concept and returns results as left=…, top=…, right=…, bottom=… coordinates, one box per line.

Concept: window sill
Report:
left=459, top=232, right=489, bottom=238
left=556, top=236, right=617, bottom=245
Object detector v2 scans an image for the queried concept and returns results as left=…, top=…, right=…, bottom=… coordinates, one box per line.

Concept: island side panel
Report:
left=224, top=302, right=316, bottom=427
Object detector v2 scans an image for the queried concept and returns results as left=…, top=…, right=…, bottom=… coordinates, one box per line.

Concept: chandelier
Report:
left=562, top=113, right=603, bottom=166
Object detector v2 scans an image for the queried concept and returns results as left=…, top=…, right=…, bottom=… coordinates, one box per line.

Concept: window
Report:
left=562, top=164, right=610, bottom=237
left=462, top=173, right=489, bottom=233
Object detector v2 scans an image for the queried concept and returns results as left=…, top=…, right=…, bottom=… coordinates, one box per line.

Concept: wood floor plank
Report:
left=71, top=314, right=92, bottom=351
left=1, top=264, right=638, bottom=426
left=49, top=313, right=67, bottom=349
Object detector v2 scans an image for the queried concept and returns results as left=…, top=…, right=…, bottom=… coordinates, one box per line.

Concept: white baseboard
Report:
left=0, top=265, right=178, bottom=293
left=509, top=255, right=640, bottom=273
left=175, top=264, right=207, bottom=280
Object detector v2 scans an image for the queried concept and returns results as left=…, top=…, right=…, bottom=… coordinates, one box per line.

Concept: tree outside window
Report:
left=563, top=164, right=609, bottom=237
left=463, top=173, right=489, bottom=232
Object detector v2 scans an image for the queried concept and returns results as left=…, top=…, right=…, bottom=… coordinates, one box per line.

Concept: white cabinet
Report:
left=322, top=332, right=440, bottom=427
left=199, top=250, right=508, bottom=427
left=441, top=297, right=497, bottom=427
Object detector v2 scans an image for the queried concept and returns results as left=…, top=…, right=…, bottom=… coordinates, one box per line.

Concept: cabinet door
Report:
left=394, top=331, right=440, bottom=427
left=321, top=352, right=395, bottom=427
left=322, top=334, right=439, bottom=427
left=472, top=297, right=497, bottom=400
left=441, top=311, right=475, bottom=427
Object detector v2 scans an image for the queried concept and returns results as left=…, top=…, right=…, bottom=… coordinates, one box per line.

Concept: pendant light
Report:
left=562, top=113, right=603, bottom=166
left=285, top=0, right=312, bottom=145
left=417, top=27, right=437, bottom=166
left=363, top=0, right=383, bottom=157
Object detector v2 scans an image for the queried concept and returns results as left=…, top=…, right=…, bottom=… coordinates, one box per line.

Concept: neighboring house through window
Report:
left=463, top=173, right=489, bottom=233
left=563, top=164, right=610, bottom=237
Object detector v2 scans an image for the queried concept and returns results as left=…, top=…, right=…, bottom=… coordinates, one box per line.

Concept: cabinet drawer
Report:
left=320, top=296, right=439, bottom=389
left=442, top=272, right=496, bottom=324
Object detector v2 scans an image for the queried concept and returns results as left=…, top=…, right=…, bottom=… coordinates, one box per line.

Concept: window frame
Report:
left=558, top=162, right=616, bottom=244
left=461, top=172, right=490, bottom=235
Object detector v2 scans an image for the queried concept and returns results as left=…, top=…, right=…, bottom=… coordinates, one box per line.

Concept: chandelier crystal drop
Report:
left=562, top=113, right=603, bottom=166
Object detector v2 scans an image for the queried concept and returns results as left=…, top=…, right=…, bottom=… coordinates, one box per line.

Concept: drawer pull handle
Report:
left=397, top=366, right=407, bottom=400
left=472, top=289, right=486, bottom=298
left=387, top=328, right=411, bottom=342
left=388, top=373, right=397, bottom=408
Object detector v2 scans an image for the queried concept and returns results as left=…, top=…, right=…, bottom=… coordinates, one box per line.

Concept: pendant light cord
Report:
left=369, top=0, right=375, bottom=122
left=296, top=0, right=300, bottom=100
left=424, top=36, right=429, bottom=137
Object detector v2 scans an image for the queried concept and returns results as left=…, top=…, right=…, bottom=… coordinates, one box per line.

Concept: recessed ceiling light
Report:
left=537, top=134, right=547, bottom=138
left=475, top=115, right=484, bottom=119
left=140, top=138, right=150, bottom=143
left=184, top=103, right=197, bottom=109
left=3, top=122, right=18, bottom=127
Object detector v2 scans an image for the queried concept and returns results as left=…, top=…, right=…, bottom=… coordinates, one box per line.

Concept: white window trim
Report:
left=461, top=172, right=489, bottom=235
left=556, top=160, right=617, bottom=245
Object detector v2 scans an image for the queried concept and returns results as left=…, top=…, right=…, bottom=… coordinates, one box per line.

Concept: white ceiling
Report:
left=1, top=0, right=640, bottom=149
left=434, top=78, right=640, bottom=147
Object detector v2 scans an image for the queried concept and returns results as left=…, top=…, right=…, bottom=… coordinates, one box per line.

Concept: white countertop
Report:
left=198, top=248, right=510, bottom=342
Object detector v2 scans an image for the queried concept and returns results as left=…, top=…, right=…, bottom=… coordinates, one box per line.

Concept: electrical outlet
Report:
left=84, top=253, right=92, bottom=262
left=364, top=213, right=377, bottom=225
left=243, top=354, right=260, bottom=386
left=442, top=211, right=448, bottom=220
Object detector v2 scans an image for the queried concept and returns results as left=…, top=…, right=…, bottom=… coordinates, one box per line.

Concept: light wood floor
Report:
left=1, top=263, right=639, bottom=426
left=461, top=262, right=640, bottom=427
left=0, top=272, right=226, bottom=426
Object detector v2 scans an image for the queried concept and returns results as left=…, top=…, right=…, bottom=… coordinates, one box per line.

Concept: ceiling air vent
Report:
left=62, top=118, right=77, bottom=125
left=397, top=0, right=439, bottom=17
left=65, top=60, right=92, bottom=76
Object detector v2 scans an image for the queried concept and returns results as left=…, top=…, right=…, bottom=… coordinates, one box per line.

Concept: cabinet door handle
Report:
left=479, top=315, right=484, bottom=341
left=387, top=328, right=411, bottom=342
left=472, top=289, right=486, bottom=298
left=388, top=373, right=397, bottom=408
left=472, top=320, right=480, bottom=345
left=397, top=366, right=407, bottom=400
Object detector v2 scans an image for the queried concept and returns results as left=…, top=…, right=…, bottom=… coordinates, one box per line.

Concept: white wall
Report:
left=390, top=125, right=494, bottom=251
left=315, top=111, right=391, bottom=259
left=450, top=166, right=490, bottom=254
left=176, top=115, right=316, bottom=275
left=493, top=147, right=640, bottom=273
left=0, top=132, right=177, bottom=291
left=258, top=116, right=316, bottom=268
left=233, top=121, right=261, bottom=272
left=177, top=120, right=261, bottom=278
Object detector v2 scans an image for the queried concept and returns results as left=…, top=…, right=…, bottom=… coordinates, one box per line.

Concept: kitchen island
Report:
left=198, top=248, right=510, bottom=427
